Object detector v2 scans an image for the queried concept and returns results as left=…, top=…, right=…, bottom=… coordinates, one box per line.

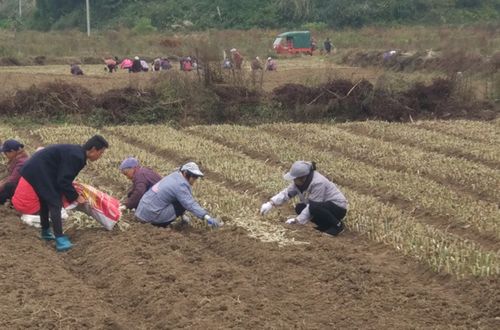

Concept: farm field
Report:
left=0, top=120, right=499, bottom=329
left=0, top=58, right=441, bottom=98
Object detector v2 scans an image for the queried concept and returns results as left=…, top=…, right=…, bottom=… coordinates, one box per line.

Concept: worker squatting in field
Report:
left=260, top=160, right=348, bottom=236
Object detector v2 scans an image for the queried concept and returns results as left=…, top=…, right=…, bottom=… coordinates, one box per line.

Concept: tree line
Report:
left=7, top=0, right=500, bottom=30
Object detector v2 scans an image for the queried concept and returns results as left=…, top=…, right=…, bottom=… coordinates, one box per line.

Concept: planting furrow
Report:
left=340, top=121, right=500, bottom=170
left=414, top=120, right=500, bottom=145
left=106, top=124, right=499, bottom=278
left=263, top=123, right=500, bottom=204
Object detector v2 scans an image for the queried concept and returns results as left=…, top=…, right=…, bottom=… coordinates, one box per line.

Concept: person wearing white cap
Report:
left=130, top=56, right=142, bottom=73
left=260, top=161, right=348, bottom=236
left=230, top=48, right=243, bottom=69
left=135, top=162, right=221, bottom=228
left=266, top=57, right=277, bottom=71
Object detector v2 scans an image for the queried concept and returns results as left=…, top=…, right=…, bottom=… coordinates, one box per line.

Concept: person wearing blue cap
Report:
left=18, top=135, right=108, bottom=252
left=0, top=140, right=29, bottom=205
left=260, top=161, right=348, bottom=236
left=119, top=157, right=161, bottom=210
left=135, top=162, right=221, bottom=228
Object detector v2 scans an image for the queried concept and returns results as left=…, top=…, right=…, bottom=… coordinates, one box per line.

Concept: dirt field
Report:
left=1, top=206, right=499, bottom=329
left=1, top=120, right=499, bottom=329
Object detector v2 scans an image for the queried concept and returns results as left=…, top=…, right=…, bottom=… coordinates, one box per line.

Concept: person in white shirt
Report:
left=260, top=161, right=348, bottom=236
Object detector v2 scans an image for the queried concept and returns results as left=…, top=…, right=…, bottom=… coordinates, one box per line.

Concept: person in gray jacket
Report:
left=260, top=161, right=348, bottom=236
left=135, top=162, right=220, bottom=228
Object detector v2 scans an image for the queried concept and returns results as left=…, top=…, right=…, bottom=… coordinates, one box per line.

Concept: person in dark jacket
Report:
left=130, top=56, right=143, bottom=73
left=324, top=38, right=333, bottom=55
left=119, top=157, right=161, bottom=210
left=70, top=64, right=84, bottom=75
left=0, top=140, right=29, bottom=204
left=19, top=135, right=108, bottom=252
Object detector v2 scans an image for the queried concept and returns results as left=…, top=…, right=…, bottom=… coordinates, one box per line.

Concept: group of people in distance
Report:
left=223, top=48, right=278, bottom=71
left=1, top=137, right=348, bottom=252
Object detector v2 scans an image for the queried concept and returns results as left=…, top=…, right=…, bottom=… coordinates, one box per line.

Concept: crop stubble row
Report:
left=108, top=124, right=498, bottom=277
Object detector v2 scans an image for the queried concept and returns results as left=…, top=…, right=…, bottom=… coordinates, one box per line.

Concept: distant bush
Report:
left=133, top=18, right=156, bottom=34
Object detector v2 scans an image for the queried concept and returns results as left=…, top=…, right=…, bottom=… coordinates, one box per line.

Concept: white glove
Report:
left=260, top=202, right=273, bottom=215
left=119, top=205, right=127, bottom=211
left=181, top=214, right=192, bottom=223
left=285, top=218, right=297, bottom=225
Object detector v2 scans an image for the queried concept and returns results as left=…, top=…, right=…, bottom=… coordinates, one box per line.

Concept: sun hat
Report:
left=134, top=56, right=139, bottom=60
left=230, top=48, right=237, bottom=52
left=119, top=157, right=139, bottom=170
left=0, top=139, right=24, bottom=153
left=283, top=161, right=313, bottom=181
left=180, top=162, right=204, bottom=177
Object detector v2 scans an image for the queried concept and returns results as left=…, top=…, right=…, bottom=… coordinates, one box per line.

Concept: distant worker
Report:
left=119, top=157, right=161, bottom=210
left=130, top=56, right=143, bottom=73
left=181, top=56, right=193, bottom=71
left=140, top=59, right=150, bottom=72
left=120, top=58, right=133, bottom=71
left=230, top=48, right=243, bottom=70
left=135, top=162, right=221, bottom=228
left=13, top=135, right=109, bottom=251
left=153, top=58, right=161, bottom=72
left=0, top=140, right=29, bottom=205
left=104, top=57, right=118, bottom=73
left=70, top=64, right=84, bottom=75
left=260, top=161, right=348, bottom=236
left=251, top=57, right=263, bottom=71
left=311, top=37, right=317, bottom=52
left=324, top=38, right=333, bottom=55
left=160, top=58, right=172, bottom=70
left=266, top=57, right=277, bottom=71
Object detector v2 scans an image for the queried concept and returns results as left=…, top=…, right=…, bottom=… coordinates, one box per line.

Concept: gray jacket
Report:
left=135, top=171, right=208, bottom=224
left=271, top=171, right=348, bottom=224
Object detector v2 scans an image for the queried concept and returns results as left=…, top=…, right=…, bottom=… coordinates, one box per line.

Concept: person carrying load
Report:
left=13, top=135, right=109, bottom=251
left=119, top=157, right=161, bottom=210
left=135, top=162, right=221, bottom=228
left=260, top=161, right=348, bottom=236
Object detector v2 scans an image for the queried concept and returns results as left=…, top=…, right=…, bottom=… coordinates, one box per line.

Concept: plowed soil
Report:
left=1, top=206, right=498, bottom=329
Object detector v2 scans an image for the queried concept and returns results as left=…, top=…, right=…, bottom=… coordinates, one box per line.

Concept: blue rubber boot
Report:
left=55, top=236, right=73, bottom=252
left=40, top=228, right=55, bottom=241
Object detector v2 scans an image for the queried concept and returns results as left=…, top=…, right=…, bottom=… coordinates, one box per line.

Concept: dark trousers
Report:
left=40, top=200, right=63, bottom=237
left=0, top=182, right=16, bottom=204
left=152, top=201, right=186, bottom=228
left=296, top=201, right=346, bottom=231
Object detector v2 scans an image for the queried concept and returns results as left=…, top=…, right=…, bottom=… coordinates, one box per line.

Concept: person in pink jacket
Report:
left=0, top=140, right=29, bottom=205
